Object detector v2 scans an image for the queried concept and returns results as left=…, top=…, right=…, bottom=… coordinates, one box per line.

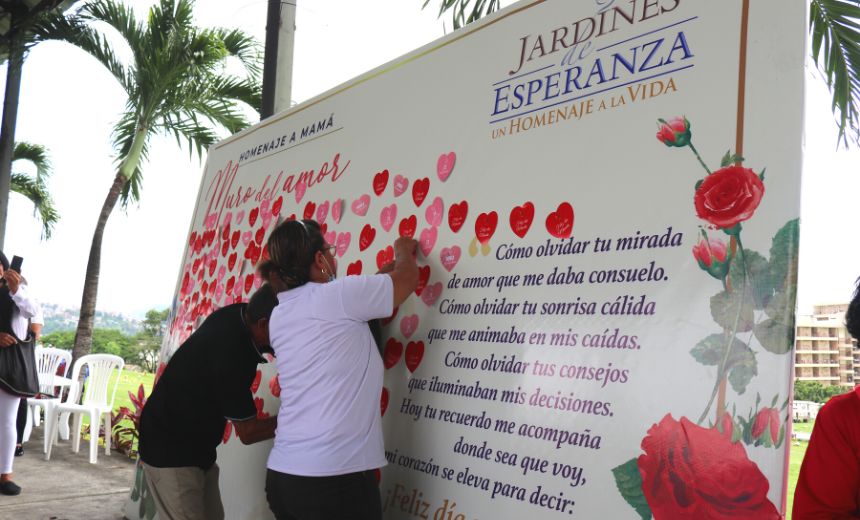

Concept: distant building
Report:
left=792, top=400, right=821, bottom=422
left=795, top=304, right=857, bottom=386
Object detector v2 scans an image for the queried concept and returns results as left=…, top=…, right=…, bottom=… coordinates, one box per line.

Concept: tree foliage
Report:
left=794, top=380, right=853, bottom=403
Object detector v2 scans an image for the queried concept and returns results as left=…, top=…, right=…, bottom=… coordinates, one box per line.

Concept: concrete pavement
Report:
left=0, top=426, right=134, bottom=520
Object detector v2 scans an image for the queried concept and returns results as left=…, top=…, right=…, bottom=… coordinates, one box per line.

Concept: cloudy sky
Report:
left=2, top=0, right=857, bottom=317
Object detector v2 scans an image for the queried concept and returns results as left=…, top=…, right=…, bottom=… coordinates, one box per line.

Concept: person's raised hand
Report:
left=393, top=237, right=418, bottom=260
left=3, top=269, right=20, bottom=295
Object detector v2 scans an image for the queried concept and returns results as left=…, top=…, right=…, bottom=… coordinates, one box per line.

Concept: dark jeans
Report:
left=265, top=469, right=382, bottom=520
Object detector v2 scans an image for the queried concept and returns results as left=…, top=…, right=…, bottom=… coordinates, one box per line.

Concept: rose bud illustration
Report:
left=751, top=407, right=781, bottom=447
left=656, top=116, right=691, bottom=147
left=692, top=236, right=731, bottom=280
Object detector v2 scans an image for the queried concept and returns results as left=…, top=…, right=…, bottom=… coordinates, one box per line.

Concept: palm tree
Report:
left=11, top=141, right=58, bottom=239
left=65, top=0, right=262, bottom=361
left=428, top=0, right=860, bottom=146
left=0, top=1, right=80, bottom=248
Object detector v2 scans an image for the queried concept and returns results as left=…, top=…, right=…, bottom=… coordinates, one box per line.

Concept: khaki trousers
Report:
left=142, top=461, right=225, bottom=520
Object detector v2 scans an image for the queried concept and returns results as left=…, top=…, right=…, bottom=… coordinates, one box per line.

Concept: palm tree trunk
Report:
left=0, top=21, right=26, bottom=250
left=71, top=172, right=127, bottom=364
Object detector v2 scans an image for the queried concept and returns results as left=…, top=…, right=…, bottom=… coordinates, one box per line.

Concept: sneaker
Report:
left=13, top=445, right=22, bottom=457
left=0, top=481, right=21, bottom=496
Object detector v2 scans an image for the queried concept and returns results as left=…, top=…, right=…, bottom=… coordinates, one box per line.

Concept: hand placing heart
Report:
left=400, top=314, right=419, bottom=339
left=383, top=338, right=403, bottom=369
left=437, top=152, right=456, bottom=182
left=509, top=201, right=535, bottom=238
left=546, top=202, right=575, bottom=238
left=405, top=341, right=425, bottom=373
left=475, top=211, right=498, bottom=245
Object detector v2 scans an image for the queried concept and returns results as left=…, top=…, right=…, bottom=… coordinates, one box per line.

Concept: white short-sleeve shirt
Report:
left=267, top=274, right=393, bottom=476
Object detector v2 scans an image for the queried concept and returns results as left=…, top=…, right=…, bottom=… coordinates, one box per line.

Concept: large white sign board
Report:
left=128, top=1, right=805, bottom=518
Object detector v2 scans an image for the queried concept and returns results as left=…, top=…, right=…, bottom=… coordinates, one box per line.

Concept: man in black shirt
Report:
left=139, top=284, right=279, bottom=520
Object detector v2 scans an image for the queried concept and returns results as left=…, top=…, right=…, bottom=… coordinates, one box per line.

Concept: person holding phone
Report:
left=261, top=220, right=418, bottom=520
left=0, top=252, right=38, bottom=495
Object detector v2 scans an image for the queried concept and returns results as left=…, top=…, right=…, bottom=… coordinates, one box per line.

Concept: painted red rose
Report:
left=694, top=165, right=764, bottom=229
left=638, top=414, right=779, bottom=519
left=751, top=407, right=781, bottom=446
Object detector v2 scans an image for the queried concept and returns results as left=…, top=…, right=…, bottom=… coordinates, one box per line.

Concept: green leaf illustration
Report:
left=729, top=249, right=772, bottom=310
left=612, top=458, right=652, bottom=520
left=754, top=317, right=794, bottom=354
left=711, top=288, right=755, bottom=333
left=720, top=150, right=745, bottom=167
left=769, top=219, right=799, bottom=288
left=691, top=335, right=757, bottom=394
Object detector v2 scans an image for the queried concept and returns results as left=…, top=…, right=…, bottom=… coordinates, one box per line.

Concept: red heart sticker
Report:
left=347, top=260, right=363, bottom=276
left=509, top=202, right=535, bottom=238
left=405, top=341, right=425, bottom=373
left=272, top=196, right=283, bottom=216
left=189, top=232, right=198, bottom=247
left=255, top=226, right=266, bottom=245
left=221, top=223, right=231, bottom=242
left=546, top=202, right=574, bottom=238
left=231, top=230, right=240, bottom=250
left=221, top=240, right=229, bottom=257
left=380, top=387, right=389, bottom=416
left=244, top=273, right=255, bottom=294
left=475, top=211, right=498, bottom=245
left=415, top=265, right=430, bottom=296
left=228, top=252, right=237, bottom=271
left=359, top=224, right=377, bottom=252
left=373, top=169, right=389, bottom=196
left=249, top=208, right=259, bottom=227
left=383, top=338, right=403, bottom=369
left=376, top=246, right=394, bottom=270
left=412, top=178, right=430, bottom=207
left=250, top=370, right=262, bottom=393
left=448, top=201, right=468, bottom=233
left=399, top=215, right=417, bottom=239
left=303, top=201, right=316, bottom=221
left=222, top=422, right=232, bottom=444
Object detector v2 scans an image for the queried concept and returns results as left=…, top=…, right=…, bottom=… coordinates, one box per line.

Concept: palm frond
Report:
left=12, top=141, right=52, bottom=184
left=810, top=0, right=860, bottom=145
left=9, top=173, right=58, bottom=240
left=209, top=27, right=263, bottom=80
left=423, top=0, right=501, bottom=29
left=79, top=0, right=145, bottom=72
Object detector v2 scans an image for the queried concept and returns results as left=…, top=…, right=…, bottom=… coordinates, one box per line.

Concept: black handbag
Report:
left=0, top=333, right=40, bottom=398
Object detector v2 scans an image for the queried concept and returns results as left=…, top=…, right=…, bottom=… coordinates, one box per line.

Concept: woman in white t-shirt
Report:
left=261, top=219, right=418, bottom=520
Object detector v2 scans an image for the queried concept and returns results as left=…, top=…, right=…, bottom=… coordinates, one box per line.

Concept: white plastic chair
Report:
left=45, top=354, right=124, bottom=464
left=22, top=346, right=72, bottom=452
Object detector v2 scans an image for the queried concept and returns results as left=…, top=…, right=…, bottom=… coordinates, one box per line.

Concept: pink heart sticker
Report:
left=241, top=231, right=252, bottom=247
left=295, top=181, right=307, bottom=204
left=419, top=227, right=438, bottom=257
left=400, top=314, right=419, bottom=339
left=336, top=232, right=351, bottom=257
left=215, top=284, right=225, bottom=303
left=393, top=175, right=409, bottom=197
left=324, top=231, right=336, bottom=247
left=332, top=199, right=344, bottom=223
left=380, top=204, right=397, bottom=232
left=217, top=265, right=227, bottom=282
left=261, top=209, right=272, bottom=229
left=316, top=200, right=330, bottom=224
left=437, top=152, right=456, bottom=182
left=425, top=197, right=444, bottom=227
left=221, top=212, right=233, bottom=228
left=351, top=194, right=370, bottom=216
left=204, top=213, right=218, bottom=230
left=440, top=246, right=461, bottom=272
left=235, top=210, right=245, bottom=226
left=421, top=282, right=442, bottom=306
